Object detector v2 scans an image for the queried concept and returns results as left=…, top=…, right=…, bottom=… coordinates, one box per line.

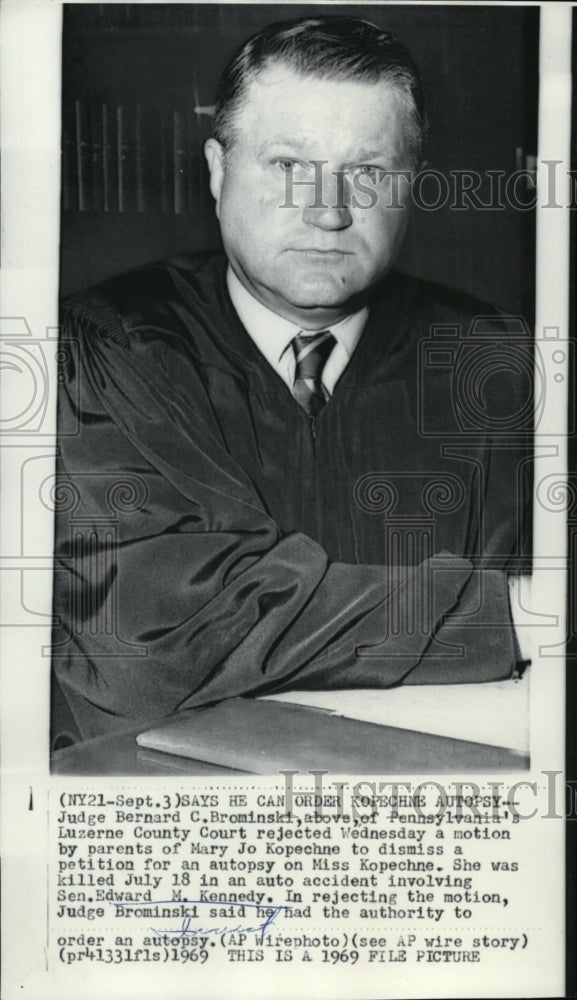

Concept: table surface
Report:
left=51, top=700, right=529, bottom=776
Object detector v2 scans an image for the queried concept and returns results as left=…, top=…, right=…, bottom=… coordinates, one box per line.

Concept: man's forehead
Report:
left=234, top=63, right=410, bottom=149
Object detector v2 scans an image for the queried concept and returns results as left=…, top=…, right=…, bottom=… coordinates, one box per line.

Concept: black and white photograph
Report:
left=0, top=2, right=573, bottom=998
left=50, top=4, right=538, bottom=775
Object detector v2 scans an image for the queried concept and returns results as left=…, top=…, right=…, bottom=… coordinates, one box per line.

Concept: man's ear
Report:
left=204, top=138, right=225, bottom=215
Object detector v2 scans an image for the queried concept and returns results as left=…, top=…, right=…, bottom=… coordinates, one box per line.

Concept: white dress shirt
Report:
left=227, top=267, right=368, bottom=395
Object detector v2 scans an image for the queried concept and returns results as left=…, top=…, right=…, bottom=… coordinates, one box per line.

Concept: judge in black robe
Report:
left=52, top=255, right=532, bottom=739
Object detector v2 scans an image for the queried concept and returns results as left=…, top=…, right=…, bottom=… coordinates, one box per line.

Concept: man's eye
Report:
left=354, top=165, right=381, bottom=181
left=273, top=158, right=312, bottom=174
left=275, top=159, right=297, bottom=172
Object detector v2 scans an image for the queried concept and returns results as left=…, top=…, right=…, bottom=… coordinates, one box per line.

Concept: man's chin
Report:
left=279, top=275, right=364, bottom=311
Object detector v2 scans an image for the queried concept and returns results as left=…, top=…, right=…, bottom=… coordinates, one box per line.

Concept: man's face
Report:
left=205, top=63, right=414, bottom=328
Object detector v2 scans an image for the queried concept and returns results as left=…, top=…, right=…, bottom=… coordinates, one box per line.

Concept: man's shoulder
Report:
left=61, top=252, right=228, bottom=344
left=382, top=271, right=531, bottom=336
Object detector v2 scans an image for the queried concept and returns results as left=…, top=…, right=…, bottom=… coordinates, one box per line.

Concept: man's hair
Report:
left=213, top=15, right=428, bottom=166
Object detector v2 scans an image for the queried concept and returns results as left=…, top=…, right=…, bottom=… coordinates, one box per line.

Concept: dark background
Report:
left=61, top=3, right=539, bottom=319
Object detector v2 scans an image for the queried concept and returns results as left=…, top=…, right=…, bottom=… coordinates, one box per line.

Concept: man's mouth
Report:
left=289, top=248, right=352, bottom=257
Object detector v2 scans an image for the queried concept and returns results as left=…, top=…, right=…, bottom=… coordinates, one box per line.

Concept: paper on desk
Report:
left=263, top=671, right=530, bottom=753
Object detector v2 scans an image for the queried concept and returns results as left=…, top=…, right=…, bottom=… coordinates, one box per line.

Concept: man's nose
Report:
left=302, top=170, right=353, bottom=231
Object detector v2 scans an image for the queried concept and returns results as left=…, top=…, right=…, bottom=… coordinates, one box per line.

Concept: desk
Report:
left=51, top=699, right=529, bottom=775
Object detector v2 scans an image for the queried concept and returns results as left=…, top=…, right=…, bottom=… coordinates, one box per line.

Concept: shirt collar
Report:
left=226, top=266, right=368, bottom=370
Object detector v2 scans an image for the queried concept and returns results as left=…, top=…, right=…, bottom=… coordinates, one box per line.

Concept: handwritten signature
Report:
left=113, top=898, right=290, bottom=942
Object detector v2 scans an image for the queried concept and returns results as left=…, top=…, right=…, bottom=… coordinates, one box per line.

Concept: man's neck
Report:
left=226, top=265, right=368, bottom=394
left=227, top=264, right=366, bottom=331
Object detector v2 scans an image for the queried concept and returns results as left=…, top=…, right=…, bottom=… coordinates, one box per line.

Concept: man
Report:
left=52, top=16, right=532, bottom=741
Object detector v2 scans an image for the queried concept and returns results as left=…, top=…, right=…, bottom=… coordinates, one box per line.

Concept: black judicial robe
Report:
left=53, top=254, right=532, bottom=738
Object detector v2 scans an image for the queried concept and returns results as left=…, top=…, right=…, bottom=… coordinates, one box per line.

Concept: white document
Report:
left=264, top=671, right=530, bottom=753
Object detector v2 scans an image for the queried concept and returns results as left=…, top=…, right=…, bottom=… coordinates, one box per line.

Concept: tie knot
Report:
left=290, top=330, right=336, bottom=417
left=291, top=330, right=336, bottom=381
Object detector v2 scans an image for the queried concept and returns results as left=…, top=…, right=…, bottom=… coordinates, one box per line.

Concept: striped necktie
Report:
left=291, top=330, right=336, bottom=417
